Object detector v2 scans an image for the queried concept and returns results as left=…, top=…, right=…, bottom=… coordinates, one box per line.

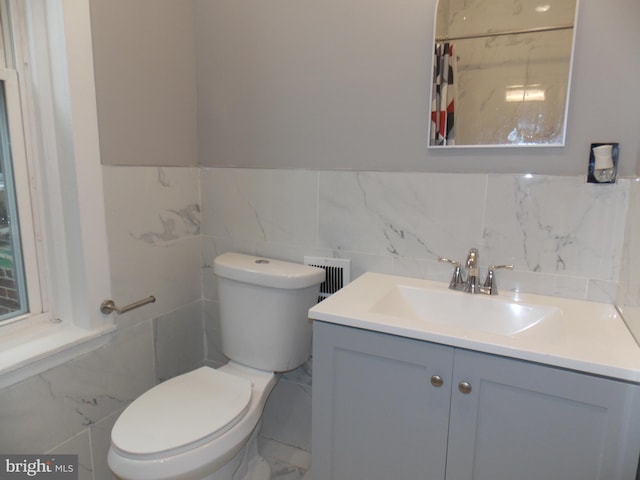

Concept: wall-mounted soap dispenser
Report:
left=587, top=143, right=619, bottom=184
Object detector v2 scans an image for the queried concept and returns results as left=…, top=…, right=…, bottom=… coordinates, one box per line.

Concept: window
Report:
left=0, top=0, right=113, bottom=388
left=0, top=4, right=50, bottom=328
left=0, top=2, right=42, bottom=326
left=0, top=75, right=30, bottom=321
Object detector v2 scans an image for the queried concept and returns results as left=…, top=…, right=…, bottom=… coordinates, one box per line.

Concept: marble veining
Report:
left=104, top=166, right=203, bottom=330
left=0, top=321, right=155, bottom=454
left=157, top=167, right=172, bottom=187
left=202, top=168, right=629, bottom=303
left=201, top=168, right=318, bottom=246
left=131, top=203, right=201, bottom=244
left=259, top=436, right=310, bottom=480
left=318, top=171, right=486, bottom=259
left=103, top=166, right=201, bottom=249
left=483, top=175, right=629, bottom=279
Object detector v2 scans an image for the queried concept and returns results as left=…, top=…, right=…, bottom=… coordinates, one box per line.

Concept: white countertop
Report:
left=308, top=272, right=640, bottom=383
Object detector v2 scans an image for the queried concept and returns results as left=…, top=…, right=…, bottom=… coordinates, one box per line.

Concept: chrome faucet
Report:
left=464, top=248, right=480, bottom=293
left=439, top=248, right=514, bottom=295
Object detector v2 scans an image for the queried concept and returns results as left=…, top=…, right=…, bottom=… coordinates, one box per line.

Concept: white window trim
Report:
left=0, top=0, right=114, bottom=389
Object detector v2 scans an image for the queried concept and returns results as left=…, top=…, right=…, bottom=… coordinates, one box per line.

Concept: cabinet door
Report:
left=312, top=322, right=454, bottom=480
left=447, top=349, right=640, bottom=480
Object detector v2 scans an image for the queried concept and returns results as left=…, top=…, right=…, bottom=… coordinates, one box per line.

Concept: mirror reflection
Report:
left=430, top=0, right=578, bottom=147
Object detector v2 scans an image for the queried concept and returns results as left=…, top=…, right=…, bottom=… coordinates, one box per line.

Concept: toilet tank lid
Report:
left=213, top=252, right=325, bottom=289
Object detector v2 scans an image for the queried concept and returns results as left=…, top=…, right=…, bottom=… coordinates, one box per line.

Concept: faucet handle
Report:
left=438, top=257, right=464, bottom=290
left=438, top=256, right=459, bottom=267
left=488, top=264, right=514, bottom=270
left=482, top=264, right=514, bottom=295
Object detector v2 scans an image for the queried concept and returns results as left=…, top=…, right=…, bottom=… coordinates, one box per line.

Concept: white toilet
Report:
left=108, top=252, right=324, bottom=480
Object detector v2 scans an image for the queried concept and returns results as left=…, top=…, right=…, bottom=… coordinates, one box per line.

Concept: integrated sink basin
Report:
left=308, top=271, right=640, bottom=382
left=371, top=284, right=559, bottom=336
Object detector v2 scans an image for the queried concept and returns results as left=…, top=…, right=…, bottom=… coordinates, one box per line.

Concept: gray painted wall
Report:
left=194, top=0, right=640, bottom=176
left=91, top=0, right=198, bottom=167
left=90, top=0, right=640, bottom=174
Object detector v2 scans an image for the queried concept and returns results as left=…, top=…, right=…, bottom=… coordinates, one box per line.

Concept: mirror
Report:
left=429, top=0, right=579, bottom=147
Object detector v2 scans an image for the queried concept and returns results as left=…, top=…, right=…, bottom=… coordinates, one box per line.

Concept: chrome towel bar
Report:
left=100, top=296, right=156, bottom=315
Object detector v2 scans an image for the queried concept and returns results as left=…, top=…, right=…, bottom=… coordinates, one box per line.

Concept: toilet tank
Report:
left=213, top=253, right=325, bottom=372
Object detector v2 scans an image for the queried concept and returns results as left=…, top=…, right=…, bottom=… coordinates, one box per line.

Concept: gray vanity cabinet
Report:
left=312, top=320, right=454, bottom=480
left=312, top=321, right=640, bottom=480
left=446, top=348, right=640, bottom=480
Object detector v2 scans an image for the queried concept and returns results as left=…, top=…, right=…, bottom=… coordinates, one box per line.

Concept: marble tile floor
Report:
left=92, top=435, right=309, bottom=480
left=258, top=436, right=311, bottom=480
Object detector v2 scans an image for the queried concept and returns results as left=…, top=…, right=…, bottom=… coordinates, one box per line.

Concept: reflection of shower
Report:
left=430, top=42, right=457, bottom=146
left=430, top=0, right=578, bottom=146
left=436, top=24, right=574, bottom=43
left=505, top=84, right=546, bottom=102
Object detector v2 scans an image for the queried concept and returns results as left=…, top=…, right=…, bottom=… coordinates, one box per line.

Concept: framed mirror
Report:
left=429, top=0, right=579, bottom=148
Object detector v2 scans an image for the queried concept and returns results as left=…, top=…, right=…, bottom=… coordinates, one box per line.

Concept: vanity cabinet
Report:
left=312, top=321, right=640, bottom=480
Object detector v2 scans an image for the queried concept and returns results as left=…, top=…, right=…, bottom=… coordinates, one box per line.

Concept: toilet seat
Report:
left=111, top=367, right=252, bottom=458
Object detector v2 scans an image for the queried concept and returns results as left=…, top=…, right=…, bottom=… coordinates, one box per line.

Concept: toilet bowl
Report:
left=108, top=362, right=276, bottom=480
left=108, top=253, right=324, bottom=480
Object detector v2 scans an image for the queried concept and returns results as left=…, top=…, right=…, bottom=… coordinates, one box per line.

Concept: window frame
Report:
left=0, top=0, right=114, bottom=389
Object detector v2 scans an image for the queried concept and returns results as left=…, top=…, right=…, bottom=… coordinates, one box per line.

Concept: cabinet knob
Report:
left=430, top=375, right=444, bottom=387
left=458, top=381, right=472, bottom=394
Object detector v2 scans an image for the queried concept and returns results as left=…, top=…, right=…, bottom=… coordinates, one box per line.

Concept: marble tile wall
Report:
left=618, top=179, right=640, bottom=343
left=0, top=165, right=632, bottom=478
left=201, top=166, right=631, bottom=453
left=0, top=166, right=205, bottom=479
left=0, top=322, right=155, bottom=478
left=201, top=168, right=628, bottom=303
left=103, top=165, right=205, bottom=381
left=103, top=166, right=203, bottom=329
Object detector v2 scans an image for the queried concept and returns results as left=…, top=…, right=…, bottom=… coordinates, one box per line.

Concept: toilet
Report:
left=108, top=252, right=324, bottom=480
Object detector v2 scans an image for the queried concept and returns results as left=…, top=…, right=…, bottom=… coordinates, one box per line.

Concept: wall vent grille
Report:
left=303, top=257, right=351, bottom=302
